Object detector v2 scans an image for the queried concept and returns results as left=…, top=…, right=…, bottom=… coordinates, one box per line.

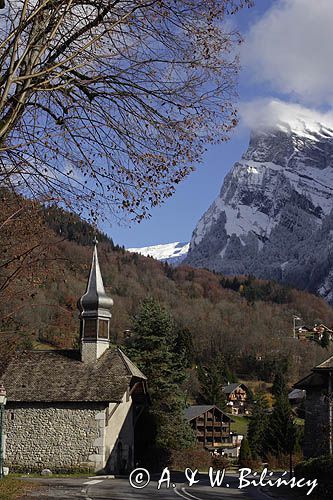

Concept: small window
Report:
left=99, top=320, right=109, bottom=339
left=84, top=319, right=97, bottom=338
left=10, top=412, right=15, bottom=421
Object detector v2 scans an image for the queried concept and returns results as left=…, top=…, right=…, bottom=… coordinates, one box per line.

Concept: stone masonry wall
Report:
left=4, top=403, right=106, bottom=472
left=81, top=340, right=109, bottom=364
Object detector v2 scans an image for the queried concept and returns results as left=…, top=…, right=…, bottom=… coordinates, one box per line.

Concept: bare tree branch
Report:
left=0, top=0, right=253, bottom=222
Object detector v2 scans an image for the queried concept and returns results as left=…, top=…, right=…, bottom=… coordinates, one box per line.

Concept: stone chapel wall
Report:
left=4, top=403, right=106, bottom=472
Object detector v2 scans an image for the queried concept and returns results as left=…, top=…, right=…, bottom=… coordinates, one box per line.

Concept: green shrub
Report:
left=169, top=448, right=212, bottom=471
left=295, top=455, right=333, bottom=499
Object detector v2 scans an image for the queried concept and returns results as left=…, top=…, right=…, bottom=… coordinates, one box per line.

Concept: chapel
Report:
left=1, top=241, right=147, bottom=474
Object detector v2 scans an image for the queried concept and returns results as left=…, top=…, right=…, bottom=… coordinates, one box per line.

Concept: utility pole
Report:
left=329, top=372, right=332, bottom=455
left=293, top=315, right=302, bottom=339
left=0, top=384, right=7, bottom=479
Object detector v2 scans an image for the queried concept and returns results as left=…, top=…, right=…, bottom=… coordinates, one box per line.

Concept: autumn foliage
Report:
left=0, top=202, right=332, bottom=383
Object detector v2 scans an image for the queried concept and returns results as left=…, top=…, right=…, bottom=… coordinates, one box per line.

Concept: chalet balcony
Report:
left=195, top=429, right=230, bottom=436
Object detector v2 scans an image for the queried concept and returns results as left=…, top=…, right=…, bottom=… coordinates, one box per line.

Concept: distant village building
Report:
left=222, top=383, right=250, bottom=415
left=313, top=324, right=333, bottom=341
left=294, top=356, right=333, bottom=458
left=184, top=405, right=243, bottom=458
left=297, top=324, right=333, bottom=343
left=226, top=433, right=244, bottom=459
left=1, top=242, right=147, bottom=474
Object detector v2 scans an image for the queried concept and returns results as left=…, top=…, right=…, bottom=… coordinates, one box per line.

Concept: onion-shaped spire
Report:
left=78, top=238, right=113, bottom=318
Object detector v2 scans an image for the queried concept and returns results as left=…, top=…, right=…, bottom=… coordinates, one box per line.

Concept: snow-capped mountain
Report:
left=184, top=114, right=333, bottom=304
left=128, top=242, right=189, bottom=265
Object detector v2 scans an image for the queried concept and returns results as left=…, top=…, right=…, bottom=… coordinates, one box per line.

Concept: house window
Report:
left=10, top=412, right=15, bottom=421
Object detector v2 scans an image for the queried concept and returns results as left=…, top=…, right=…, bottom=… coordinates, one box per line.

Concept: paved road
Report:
left=25, top=472, right=278, bottom=500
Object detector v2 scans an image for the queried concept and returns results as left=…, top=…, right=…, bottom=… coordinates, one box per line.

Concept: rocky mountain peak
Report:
left=184, top=119, right=333, bottom=304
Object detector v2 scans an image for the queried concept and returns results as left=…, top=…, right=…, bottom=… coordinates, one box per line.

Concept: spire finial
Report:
left=93, top=235, right=98, bottom=246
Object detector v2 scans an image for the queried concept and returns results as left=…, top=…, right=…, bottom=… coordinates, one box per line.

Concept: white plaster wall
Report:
left=104, top=391, right=134, bottom=473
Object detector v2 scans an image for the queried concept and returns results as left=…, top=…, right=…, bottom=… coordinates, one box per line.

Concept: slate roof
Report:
left=184, top=405, right=232, bottom=422
left=1, top=347, right=146, bottom=403
left=222, top=383, right=248, bottom=395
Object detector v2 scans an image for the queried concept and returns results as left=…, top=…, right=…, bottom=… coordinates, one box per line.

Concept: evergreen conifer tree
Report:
left=320, top=331, right=330, bottom=349
left=247, top=393, right=269, bottom=459
left=265, top=374, right=297, bottom=459
left=125, top=297, right=195, bottom=457
left=239, top=437, right=252, bottom=466
left=197, top=353, right=230, bottom=409
left=272, top=371, right=287, bottom=398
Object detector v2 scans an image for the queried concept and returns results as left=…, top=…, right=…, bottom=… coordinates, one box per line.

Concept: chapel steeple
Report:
left=78, top=238, right=113, bottom=363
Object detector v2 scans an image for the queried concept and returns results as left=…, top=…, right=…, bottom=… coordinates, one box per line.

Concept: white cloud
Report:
left=243, top=0, right=333, bottom=105
left=240, top=99, right=333, bottom=134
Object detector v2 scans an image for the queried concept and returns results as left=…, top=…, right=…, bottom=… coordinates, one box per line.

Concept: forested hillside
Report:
left=1, top=200, right=332, bottom=384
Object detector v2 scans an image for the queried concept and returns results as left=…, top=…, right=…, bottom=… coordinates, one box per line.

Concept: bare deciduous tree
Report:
left=0, top=190, right=59, bottom=320
left=0, top=0, right=251, bottom=221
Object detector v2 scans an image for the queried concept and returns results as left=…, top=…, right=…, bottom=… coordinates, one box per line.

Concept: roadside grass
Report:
left=229, top=415, right=250, bottom=436
left=11, top=472, right=91, bottom=479
left=0, top=477, right=37, bottom=500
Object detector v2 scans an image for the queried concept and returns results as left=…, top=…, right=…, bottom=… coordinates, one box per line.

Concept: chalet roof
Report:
left=222, top=383, right=247, bottom=395
left=313, top=355, right=333, bottom=370
left=294, top=354, right=333, bottom=390
left=317, top=324, right=333, bottom=333
left=184, top=405, right=233, bottom=422
left=294, top=372, right=326, bottom=389
left=1, top=347, right=146, bottom=403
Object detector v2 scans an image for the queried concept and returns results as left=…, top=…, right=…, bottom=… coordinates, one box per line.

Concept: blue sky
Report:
left=105, top=0, right=331, bottom=248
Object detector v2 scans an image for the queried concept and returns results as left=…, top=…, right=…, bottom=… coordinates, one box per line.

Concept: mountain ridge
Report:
left=184, top=118, right=333, bottom=304
left=128, top=241, right=189, bottom=265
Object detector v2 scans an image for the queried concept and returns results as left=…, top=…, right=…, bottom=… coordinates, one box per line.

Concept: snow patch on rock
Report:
left=128, top=242, right=189, bottom=265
